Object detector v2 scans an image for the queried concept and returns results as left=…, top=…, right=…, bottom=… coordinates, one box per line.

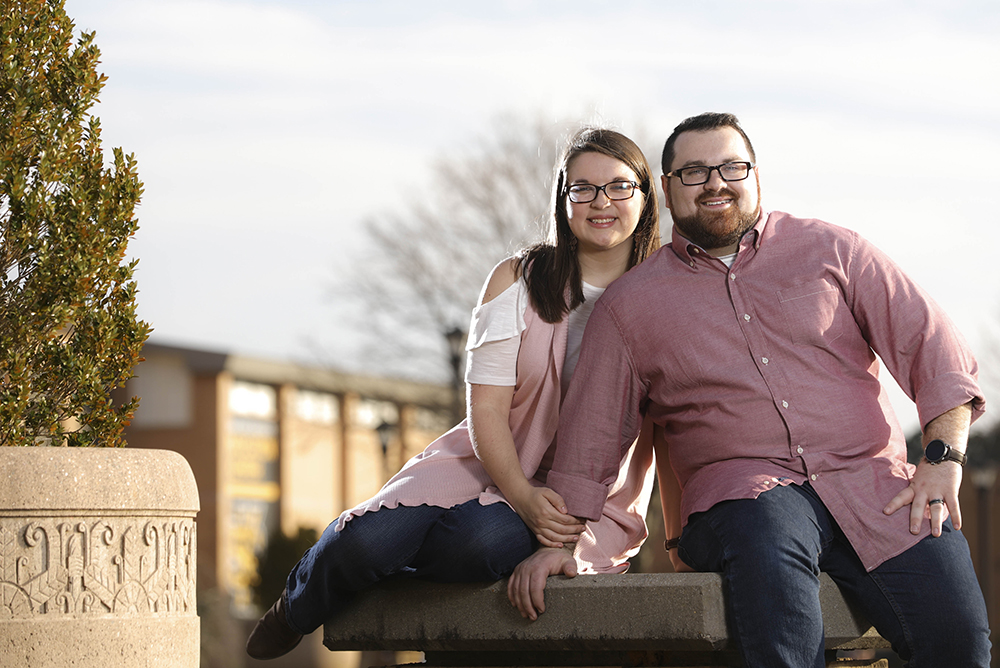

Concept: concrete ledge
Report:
left=1, top=616, right=201, bottom=668
left=323, top=572, right=889, bottom=654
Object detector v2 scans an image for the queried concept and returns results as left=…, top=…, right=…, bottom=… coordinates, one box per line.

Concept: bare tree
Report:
left=328, top=114, right=573, bottom=382
left=974, top=315, right=1000, bottom=434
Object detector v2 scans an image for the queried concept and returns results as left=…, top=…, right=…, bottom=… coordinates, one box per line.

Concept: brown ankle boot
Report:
left=246, top=589, right=303, bottom=660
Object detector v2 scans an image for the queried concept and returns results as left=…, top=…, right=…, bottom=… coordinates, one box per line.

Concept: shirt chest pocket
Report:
left=777, top=279, right=846, bottom=347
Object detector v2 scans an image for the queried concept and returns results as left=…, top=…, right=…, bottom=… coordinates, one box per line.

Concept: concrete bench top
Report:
left=323, top=572, right=889, bottom=654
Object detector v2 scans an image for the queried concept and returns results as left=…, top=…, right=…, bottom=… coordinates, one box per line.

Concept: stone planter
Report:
left=0, top=448, right=200, bottom=667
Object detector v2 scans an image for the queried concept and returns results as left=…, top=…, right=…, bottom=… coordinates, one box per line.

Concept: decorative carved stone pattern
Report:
left=0, top=515, right=196, bottom=620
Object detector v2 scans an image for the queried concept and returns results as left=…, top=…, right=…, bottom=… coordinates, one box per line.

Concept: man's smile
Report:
left=697, top=188, right=739, bottom=211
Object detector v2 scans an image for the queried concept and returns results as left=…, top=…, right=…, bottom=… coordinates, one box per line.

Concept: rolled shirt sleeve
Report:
left=844, top=232, right=985, bottom=427
left=548, top=299, right=646, bottom=522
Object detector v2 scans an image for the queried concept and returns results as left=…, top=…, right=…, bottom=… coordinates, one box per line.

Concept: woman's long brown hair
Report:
left=515, top=127, right=660, bottom=323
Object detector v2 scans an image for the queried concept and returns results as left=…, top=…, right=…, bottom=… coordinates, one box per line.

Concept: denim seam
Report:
left=282, top=586, right=307, bottom=635
left=866, top=569, right=914, bottom=664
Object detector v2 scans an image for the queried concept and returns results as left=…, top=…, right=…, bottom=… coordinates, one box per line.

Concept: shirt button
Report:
left=771, top=477, right=779, bottom=482
left=743, top=314, right=751, bottom=321
left=782, top=400, right=788, bottom=408
left=797, top=446, right=804, bottom=454
left=762, top=357, right=769, bottom=364
left=730, top=273, right=736, bottom=280
left=810, top=474, right=818, bottom=481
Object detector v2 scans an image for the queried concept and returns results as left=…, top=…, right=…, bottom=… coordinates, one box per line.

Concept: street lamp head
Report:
left=444, top=327, right=466, bottom=364
left=375, top=420, right=395, bottom=457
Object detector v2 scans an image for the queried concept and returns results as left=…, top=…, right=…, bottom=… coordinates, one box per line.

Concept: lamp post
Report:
left=444, top=327, right=466, bottom=426
left=375, top=420, right=396, bottom=480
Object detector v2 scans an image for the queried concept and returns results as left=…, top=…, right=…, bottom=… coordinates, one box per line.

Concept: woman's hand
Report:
left=468, top=382, right=585, bottom=547
left=508, top=485, right=585, bottom=548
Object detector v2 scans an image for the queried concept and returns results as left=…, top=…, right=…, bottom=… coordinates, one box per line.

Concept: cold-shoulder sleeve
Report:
left=465, top=277, right=529, bottom=386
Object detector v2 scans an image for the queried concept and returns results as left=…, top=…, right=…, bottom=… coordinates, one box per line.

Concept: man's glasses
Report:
left=666, top=161, right=754, bottom=186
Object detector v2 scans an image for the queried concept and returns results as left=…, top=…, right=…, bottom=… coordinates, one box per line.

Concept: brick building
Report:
left=122, top=342, right=454, bottom=667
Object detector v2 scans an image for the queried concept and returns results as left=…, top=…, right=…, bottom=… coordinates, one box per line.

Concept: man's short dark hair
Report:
left=661, top=112, right=756, bottom=175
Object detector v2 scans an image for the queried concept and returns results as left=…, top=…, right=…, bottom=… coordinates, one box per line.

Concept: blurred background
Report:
left=65, top=1, right=1000, bottom=666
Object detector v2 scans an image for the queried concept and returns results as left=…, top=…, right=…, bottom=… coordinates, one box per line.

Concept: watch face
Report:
left=925, top=439, right=947, bottom=462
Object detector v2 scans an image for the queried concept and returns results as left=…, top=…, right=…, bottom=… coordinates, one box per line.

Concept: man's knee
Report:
left=684, top=488, right=825, bottom=573
left=866, top=524, right=991, bottom=666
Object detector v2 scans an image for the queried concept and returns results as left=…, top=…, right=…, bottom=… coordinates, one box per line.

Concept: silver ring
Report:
left=928, top=498, right=945, bottom=506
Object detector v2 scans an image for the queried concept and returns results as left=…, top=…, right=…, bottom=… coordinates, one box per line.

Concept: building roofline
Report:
left=141, top=341, right=454, bottom=410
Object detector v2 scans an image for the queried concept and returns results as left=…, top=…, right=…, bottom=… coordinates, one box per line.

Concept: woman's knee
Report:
left=460, top=518, right=534, bottom=568
left=419, top=502, right=535, bottom=581
left=430, top=534, right=533, bottom=581
left=322, top=505, right=444, bottom=575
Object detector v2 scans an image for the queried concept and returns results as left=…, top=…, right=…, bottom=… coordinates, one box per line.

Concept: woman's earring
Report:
left=569, top=236, right=578, bottom=251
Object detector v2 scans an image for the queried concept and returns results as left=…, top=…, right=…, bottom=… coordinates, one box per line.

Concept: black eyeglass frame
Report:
left=564, top=180, right=641, bottom=204
left=665, top=161, right=755, bottom=186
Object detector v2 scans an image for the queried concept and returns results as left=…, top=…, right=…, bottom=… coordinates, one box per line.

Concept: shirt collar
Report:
left=669, top=210, right=770, bottom=267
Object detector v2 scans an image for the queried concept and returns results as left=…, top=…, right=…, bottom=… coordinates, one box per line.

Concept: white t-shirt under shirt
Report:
left=465, top=277, right=605, bottom=395
left=561, top=281, right=606, bottom=395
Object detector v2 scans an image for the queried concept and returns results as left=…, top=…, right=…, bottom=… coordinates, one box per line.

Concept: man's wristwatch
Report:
left=924, top=439, right=968, bottom=466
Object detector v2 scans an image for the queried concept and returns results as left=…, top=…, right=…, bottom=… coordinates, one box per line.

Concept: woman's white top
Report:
left=465, top=277, right=605, bottom=393
left=561, top=281, right=606, bottom=395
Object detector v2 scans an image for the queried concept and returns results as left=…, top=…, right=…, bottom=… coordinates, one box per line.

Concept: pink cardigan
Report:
left=336, top=282, right=655, bottom=574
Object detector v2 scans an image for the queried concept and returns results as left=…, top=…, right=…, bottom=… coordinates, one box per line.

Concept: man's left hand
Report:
left=883, top=459, right=962, bottom=536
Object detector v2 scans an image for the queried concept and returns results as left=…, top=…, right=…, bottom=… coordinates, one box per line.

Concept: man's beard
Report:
left=671, top=185, right=760, bottom=252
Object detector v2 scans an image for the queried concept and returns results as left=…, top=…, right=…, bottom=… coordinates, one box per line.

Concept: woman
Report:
left=247, top=127, right=661, bottom=660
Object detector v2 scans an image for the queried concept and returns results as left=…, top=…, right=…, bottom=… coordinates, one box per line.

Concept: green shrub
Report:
left=0, top=0, right=149, bottom=446
left=251, top=527, right=319, bottom=612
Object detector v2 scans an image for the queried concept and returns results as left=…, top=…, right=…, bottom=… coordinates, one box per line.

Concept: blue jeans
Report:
left=283, top=500, right=536, bottom=634
left=679, top=482, right=991, bottom=667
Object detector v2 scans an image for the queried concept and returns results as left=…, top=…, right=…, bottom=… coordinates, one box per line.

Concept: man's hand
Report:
left=506, top=546, right=577, bottom=621
left=883, top=459, right=962, bottom=536
left=884, top=402, right=971, bottom=537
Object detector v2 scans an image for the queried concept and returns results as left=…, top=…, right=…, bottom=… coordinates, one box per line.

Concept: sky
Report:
left=62, top=0, right=1000, bottom=432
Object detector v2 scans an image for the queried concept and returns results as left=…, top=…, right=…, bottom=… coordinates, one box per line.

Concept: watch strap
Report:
left=944, top=448, right=968, bottom=466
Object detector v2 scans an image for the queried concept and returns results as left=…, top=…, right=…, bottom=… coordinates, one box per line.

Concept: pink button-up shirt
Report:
left=548, top=210, right=984, bottom=570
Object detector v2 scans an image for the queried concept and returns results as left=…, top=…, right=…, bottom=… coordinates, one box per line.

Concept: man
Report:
left=508, top=112, right=990, bottom=667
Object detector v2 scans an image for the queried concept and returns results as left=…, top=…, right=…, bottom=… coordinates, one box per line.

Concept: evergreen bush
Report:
left=1, top=0, right=149, bottom=446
